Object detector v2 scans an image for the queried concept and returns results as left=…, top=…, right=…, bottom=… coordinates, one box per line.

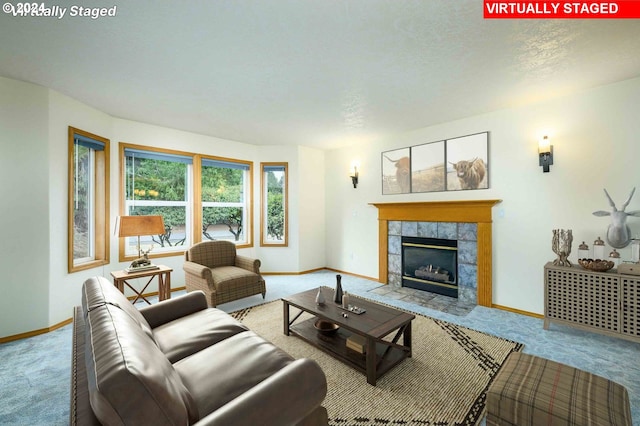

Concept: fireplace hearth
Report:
left=402, top=236, right=458, bottom=298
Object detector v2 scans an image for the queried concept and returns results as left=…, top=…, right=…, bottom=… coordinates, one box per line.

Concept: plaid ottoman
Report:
left=486, top=352, right=632, bottom=426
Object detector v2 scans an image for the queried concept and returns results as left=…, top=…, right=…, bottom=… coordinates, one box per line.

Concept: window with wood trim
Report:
left=119, top=144, right=254, bottom=261
left=68, top=127, right=110, bottom=272
left=120, top=144, right=192, bottom=261
left=260, top=162, right=288, bottom=246
left=200, top=156, right=252, bottom=246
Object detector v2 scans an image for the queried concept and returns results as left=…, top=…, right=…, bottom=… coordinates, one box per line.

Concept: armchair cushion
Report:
left=187, top=240, right=236, bottom=268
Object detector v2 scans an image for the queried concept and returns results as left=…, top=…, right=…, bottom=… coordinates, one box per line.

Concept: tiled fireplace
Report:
left=389, top=221, right=478, bottom=303
left=371, top=200, right=501, bottom=307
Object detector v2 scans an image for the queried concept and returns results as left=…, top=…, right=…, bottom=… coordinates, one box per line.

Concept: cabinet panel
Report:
left=546, top=266, right=618, bottom=331
left=544, top=263, right=639, bottom=343
left=621, top=276, right=640, bottom=339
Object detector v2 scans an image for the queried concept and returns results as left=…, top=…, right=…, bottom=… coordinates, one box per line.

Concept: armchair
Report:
left=184, top=240, right=266, bottom=307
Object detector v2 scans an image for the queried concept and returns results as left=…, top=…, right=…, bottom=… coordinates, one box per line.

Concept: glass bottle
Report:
left=593, top=237, right=605, bottom=260
left=578, top=241, right=589, bottom=259
left=334, top=274, right=343, bottom=303
left=632, top=238, right=640, bottom=263
left=609, top=249, right=621, bottom=268
left=342, top=291, right=350, bottom=309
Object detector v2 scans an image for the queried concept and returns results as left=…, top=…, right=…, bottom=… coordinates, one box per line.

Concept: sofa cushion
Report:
left=174, top=330, right=294, bottom=419
left=152, top=307, right=249, bottom=363
left=82, top=276, right=154, bottom=340
left=85, top=304, right=198, bottom=425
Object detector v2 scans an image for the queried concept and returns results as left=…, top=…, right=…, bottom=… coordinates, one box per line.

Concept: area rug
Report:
left=231, top=300, right=523, bottom=426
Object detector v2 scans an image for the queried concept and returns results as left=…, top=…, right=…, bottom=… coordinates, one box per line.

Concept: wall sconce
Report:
left=538, top=135, right=554, bottom=173
left=349, top=161, right=360, bottom=188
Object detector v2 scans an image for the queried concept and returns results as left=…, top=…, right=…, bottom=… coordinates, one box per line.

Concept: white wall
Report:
left=0, top=77, right=51, bottom=337
left=47, top=90, right=114, bottom=325
left=0, top=78, right=324, bottom=338
left=325, top=76, right=640, bottom=314
left=297, top=146, right=326, bottom=272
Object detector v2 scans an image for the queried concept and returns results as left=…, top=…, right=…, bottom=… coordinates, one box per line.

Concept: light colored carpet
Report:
left=232, top=299, right=523, bottom=426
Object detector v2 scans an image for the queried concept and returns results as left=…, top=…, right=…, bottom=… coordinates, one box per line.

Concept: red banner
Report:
left=484, top=1, right=640, bottom=18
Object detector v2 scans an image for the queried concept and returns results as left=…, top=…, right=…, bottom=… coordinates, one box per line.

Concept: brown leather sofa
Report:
left=70, top=276, right=328, bottom=425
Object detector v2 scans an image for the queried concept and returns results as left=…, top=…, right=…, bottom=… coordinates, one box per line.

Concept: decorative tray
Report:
left=339, top=305, right=366, bottom=315
left=578, top=258, right=615, bottom=272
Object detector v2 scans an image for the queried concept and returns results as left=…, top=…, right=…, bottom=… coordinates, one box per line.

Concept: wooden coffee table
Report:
left=283, top=287, right=414, bottom=385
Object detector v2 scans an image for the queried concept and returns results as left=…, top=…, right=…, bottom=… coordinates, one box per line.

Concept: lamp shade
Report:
left=115, top=215, right=165, bottom=237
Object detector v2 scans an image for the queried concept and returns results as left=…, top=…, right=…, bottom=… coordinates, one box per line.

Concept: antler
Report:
left=621, top=187, right=636, bottom=212
left=603, top=188, right=618, bottom=212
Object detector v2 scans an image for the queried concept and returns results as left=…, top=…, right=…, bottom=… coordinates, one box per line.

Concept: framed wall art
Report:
left=446, top=132, right=489, bottom=191
left=411, top=141, right=445, bottom=193
left=382, top=147, right=410, bottom=194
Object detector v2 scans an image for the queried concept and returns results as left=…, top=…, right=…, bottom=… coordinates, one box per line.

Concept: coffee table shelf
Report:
left=289, top=317, right=407, bottom=380
left=283, top=287, right=414, bottom=386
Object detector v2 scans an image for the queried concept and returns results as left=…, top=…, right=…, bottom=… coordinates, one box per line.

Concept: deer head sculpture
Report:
left=593, top=188, right=640, bottom=248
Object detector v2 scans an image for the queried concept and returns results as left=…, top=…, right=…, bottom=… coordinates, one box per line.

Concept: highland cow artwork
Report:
left=445, top=132, right=489, bottom=191
left=382, top=147, right=411, bottom=194
left=411, top=141, right=445, bottom=193
left=381, top=131, right=489, bottom=196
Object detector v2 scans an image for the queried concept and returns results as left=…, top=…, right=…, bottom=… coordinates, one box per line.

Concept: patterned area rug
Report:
left=231, top=300, right=523, bottom=426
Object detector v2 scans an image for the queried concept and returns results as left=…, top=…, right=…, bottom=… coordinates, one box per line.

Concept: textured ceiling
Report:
left=1, top=1, right=640, bottom=149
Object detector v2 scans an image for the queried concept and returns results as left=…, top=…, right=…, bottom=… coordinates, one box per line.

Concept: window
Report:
left=119, top=145, right=254, bottom=261
left=200, top=157, right=252, bottom=246
left=121, top=145, right=192, bottom=260
left=68, top=127, right=110, bottom=272
left=260, top=162, right=288, bottom=246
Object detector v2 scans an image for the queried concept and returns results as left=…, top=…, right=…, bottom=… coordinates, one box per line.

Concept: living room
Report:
left=1, top=2, right=640, bottom=424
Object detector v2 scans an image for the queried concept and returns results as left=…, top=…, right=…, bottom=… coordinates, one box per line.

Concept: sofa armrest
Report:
left=195, top=358, right=327, bottom=426
left=235, top=255, right=261, bottom=274
left=139, top=291, right=208, bottom=329
left=183, top=261, right=212, bottom=279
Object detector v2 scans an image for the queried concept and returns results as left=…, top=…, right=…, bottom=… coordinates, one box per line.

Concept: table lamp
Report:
left=115, top=215, right=165, bottom=273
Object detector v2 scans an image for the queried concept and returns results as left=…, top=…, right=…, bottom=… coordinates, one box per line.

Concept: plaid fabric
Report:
left=187, top=240, right=236, bottom=268
left=184, top=241, right=266, bottom=307
left=486, top=352, right=631, bottom=426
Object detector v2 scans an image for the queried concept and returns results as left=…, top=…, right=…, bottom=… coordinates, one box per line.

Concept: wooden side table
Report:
left=110, top=265, right=173, bottom=304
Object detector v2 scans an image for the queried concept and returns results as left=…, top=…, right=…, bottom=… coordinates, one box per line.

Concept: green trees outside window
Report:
left=201, top=158, right=250, bottom=243
left=123, top=148, right=191, bottom=256
left=261, top=163, right=287, bottom=246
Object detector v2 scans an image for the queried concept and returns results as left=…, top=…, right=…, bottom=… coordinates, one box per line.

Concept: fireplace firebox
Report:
left=401, top=236, right=458, bottom=298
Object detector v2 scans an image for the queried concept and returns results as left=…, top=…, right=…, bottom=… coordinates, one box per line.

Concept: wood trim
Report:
left=0, top=318, right=73, bottom=344
left=259, top=162, right=289, bottom=247
left=369, top=200, right=501, bottom=223
left=492, top=304, right=544, bottom=319
left=323, top=267, right=379, bottom=282
left=68, top=126, right=110, bottom=273
left=378, top=219, right=388, bottom=283
left=477, top=222, right=492, bottom=307
left=371, top=200, right=502, bottom=307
